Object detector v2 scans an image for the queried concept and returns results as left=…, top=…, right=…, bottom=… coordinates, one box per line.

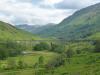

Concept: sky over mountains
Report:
left=0, top=0, right=100, bottom=25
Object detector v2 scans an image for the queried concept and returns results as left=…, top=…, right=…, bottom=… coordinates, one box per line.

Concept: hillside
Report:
left=0, top=21, right=39, bottom=40
left=26, top=3, right=100, bottom=40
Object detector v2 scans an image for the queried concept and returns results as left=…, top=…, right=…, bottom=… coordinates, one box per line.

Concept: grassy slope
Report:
left=0, top=21, right=40, bottom=40
left=53, top=53, right=100, bottom=75
left=88, top=32, right=100, bottom=40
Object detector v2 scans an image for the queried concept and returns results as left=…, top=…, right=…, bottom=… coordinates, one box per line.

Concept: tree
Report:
left=17, top=60, right=25, bottom=69
left=66, top=49, right=74, bottom=58
left=0, top=49, right=8, bottom=60
left=0, top=41, right=24, bottom=60
left=38, top=56, right=44, bottom=64
left=0, top=43, right=9, bottom=60
left=76, top=50, right=81, bottom=54
left=65, top=49, right=74, bottom=64
left=94, top=41, right=100, bottom=52
left=50, top=43, right=65, bottom=53
left=6, top=41, right=23, bottom=57
left=34, top=56, right=44, bottom=69
left=33, top=42, right=50, bottom=51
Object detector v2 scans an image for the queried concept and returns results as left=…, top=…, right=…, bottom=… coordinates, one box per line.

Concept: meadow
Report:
left=0, top=51, right=58, bottom=75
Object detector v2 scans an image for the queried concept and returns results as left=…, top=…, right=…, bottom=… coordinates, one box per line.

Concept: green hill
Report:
left=34, top=3, right=100, bottom=40
left=0, top=21, right=39, bottom=40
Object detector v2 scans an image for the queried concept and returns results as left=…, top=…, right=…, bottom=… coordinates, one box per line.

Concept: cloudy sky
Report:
left=0, top=0, right=100, bottom=25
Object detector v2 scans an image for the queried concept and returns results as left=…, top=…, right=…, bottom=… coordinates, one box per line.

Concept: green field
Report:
left=53, top=53, right=100, bottom=75
left=0, top=51, right=58, bottom=75
left=0, top=52, right=100, bottom=75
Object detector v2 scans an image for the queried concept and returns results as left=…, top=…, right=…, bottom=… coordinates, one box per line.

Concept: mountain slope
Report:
left=0, top=21, right=39, bottom=40
left=31, top=3, right=100, bottom=40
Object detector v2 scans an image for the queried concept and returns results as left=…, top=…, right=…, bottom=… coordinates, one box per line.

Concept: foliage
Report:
left=0, top=41, right=25, bottom=60
left=0, top=49, right=8, bottom=60
left=46, top=55, right=65, bottom=69
left=94, top=40, right=100, bottom=52
left=66, top=49, right=74, bottom=58
left=17, top=60, right=25, bottom=69
left=65, top=42, right=95, bottom=53
left=0, top=21, right=40, bottom=41
left=33, top=42, right=50, bottom=51
left=50, top=43, right=65, bottom=53
left=38, top=56, right=44, bottom=65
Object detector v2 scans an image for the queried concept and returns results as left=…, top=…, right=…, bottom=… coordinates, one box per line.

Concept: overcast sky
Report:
left=0, top=0, right=100, bottom=25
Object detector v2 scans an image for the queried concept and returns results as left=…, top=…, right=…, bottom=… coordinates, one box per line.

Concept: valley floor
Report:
left=0, top=52, right=100, bottom=75
left=0, top=51, right=58, bottom=75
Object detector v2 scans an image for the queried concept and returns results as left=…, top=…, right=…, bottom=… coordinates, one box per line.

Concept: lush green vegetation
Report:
left=0, top=21, right=40, bottom=40
left=0, top=41, right=25, bottom=60
left=33, top=42, right=50, bottom=51
left=0, top=51, right=58, bottom=75
left=0, top=40, right=99, bottom=75
left=33, top=42, right=65, bottom=53
left=33, top=41, right=100, bottom=75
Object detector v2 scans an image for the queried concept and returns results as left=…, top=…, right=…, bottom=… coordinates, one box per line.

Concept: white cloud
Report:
left=0, top=0, right=99, bottom=25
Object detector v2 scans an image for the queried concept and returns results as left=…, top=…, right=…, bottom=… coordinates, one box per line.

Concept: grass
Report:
left=0, top=21, right=41, bottom=41
left=0, top=69, right=34, bottom=75
left=53, top=53, right=100, bottom=75
left=0, top=52, right=100, bottom=75
left=0, top=51, right=58, bottom=75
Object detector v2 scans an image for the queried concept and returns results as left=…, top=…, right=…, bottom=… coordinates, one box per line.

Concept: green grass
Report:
left=53, top=53, right=100, bottom=75
left=0, top=51, right=57, bottom=66
left=88, top=32, right=100, bottom=40
left=0, top=52, right=100, bottom=75
left=0, top=21, right=41, bottom=40
left=0, top=51, right=58, bottom=75
left=0, top=69, right=35, bottom=75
